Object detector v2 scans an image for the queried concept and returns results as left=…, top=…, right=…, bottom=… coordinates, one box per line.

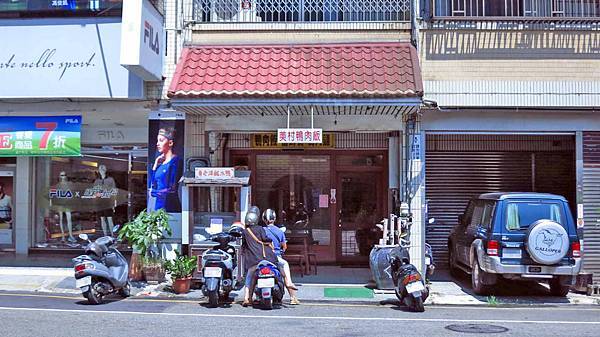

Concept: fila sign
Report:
left=120, top=0, right=164, bottom=81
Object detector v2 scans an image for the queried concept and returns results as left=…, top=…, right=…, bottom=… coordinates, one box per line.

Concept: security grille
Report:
left=425, top=134, right=576, bottom=268
left=433, top=0, right=600, bottom=17
left=583, top=132, right=600, bottom=284
left=193, top=0, right=411, bottom=23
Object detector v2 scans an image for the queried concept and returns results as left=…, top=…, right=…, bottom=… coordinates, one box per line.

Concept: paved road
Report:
left=0, top=291, right=598, bottom=337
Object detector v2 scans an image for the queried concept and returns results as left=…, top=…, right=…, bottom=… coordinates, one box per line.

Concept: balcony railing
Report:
left=434, top=0, right=600, bottom=18
left=192, top=0, right=411, bottom=23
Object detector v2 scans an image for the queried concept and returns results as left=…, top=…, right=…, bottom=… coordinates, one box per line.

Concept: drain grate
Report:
left=445, top=324, right=508, bottom=334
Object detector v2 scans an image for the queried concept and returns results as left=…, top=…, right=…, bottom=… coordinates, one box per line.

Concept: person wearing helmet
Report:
left=241, top=208, right=278, bottom=307
left=262, top=208, right=299, bottom=305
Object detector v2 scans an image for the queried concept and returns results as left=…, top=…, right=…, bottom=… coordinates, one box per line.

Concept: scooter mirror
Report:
left=112, top=225, right=120, bottom=233
left=428, top=218, right=435, bottom=224
left=78, top=234, right=88, bottom=241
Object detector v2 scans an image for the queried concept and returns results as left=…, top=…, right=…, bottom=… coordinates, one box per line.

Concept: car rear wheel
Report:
left=471, top=259, right=491, bottom=296
left=549, top=278, right=570, bottom=297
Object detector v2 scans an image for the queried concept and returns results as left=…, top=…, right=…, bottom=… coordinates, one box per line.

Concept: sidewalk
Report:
left=0, top=266, right=598, bottom=307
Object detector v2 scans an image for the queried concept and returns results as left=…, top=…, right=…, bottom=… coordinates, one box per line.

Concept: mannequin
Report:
left=53, top=171, right=75, bottom=243
left=94, top=164, right=117, bottom=236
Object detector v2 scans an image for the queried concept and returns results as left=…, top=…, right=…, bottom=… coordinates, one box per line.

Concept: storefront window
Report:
left=255, top=155, right=331, bottom=246
left=34, top=151, right=146, bottom=249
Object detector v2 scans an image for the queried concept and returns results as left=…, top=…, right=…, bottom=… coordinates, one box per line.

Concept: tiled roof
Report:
left=168, top=42, right=423, bottom=99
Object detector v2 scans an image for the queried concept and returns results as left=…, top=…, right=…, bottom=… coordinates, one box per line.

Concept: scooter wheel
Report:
left=84, top=283, right=103, bottom=305
left=118, top=281, right=131, bottom=298
left=262, top=298, right=273, bottom=310
left=207, top=291, right=219, bottom=308
left=412, top=297, right=425, bottom=312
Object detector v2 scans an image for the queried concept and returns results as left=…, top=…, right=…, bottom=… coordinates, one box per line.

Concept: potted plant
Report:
left=164, top=252, right=198, bottom=294
left=119, top=209, right=173, bottom=283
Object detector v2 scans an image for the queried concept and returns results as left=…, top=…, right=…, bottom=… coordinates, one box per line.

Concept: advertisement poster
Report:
left=0, top=116, right=81, bottom=156
left=0, top=171, right=13, bottom=245
left=148, top=111, right=185, bottom=240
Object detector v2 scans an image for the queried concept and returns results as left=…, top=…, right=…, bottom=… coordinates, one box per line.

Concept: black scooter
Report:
left=72, top=231, right=130, bottom=304
left=388, top=243, right=429, bottom=312
left=201, top=227, right=243, bottom=307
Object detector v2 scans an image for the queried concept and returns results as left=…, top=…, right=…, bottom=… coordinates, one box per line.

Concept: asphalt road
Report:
left=0, top=291, right=598, bottom=337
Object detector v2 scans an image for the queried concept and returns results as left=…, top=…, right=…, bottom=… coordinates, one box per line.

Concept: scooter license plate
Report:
left=203, top=267, right=222, bottom=278
left=425, top=257, right=431, bottom=265
left=406, top=281, right=425, bottom=294
left=257, top=278, right=275, bottom=288
left=76, top=276, right=91, bottom=289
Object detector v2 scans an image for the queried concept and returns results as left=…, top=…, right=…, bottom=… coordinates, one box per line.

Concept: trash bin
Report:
left=369, top=245, right=395, bottom=290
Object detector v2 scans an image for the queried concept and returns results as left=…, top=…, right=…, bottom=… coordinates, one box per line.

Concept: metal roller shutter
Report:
left=583, top=132, right=600, bottom=284
left=425, top=134, right=575, bottom=268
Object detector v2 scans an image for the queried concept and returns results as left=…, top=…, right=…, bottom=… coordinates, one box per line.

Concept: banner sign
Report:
left=277, top=128, right=323, bottom=144
left=252, top=133, right=334, bottom=149
left=0, top=116, right=81, bottom=156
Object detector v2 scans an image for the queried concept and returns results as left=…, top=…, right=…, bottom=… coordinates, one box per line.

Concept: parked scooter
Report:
left=425, top=218, right=436, bottom=283
left=72, top=230, right=130, bottom=304
left=388, top=242, right=429, bottom=312
left=201, top=227, right=243, bottom=307
left=253, top=260, right=285, bottom=310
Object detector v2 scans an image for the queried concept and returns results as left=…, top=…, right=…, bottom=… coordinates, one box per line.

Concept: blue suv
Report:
left=448, top=193, right=582, bottom=296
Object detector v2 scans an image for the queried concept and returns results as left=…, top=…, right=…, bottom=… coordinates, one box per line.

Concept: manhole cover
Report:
left=445, top=324, right=509, bottom=334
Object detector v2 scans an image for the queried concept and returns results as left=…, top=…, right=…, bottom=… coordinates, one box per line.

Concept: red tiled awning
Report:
left=168, top=42, right=423, bottom=100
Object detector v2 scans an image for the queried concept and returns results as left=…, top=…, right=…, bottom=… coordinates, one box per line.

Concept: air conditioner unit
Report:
left=211, top=0, right=262, bottom=22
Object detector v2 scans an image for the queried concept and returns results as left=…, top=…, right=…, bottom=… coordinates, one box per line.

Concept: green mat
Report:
left=323, top=287, right=374, bottom=299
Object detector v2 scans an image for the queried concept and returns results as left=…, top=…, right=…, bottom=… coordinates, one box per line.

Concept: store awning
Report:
left=168, top=42, right=423, bottom=116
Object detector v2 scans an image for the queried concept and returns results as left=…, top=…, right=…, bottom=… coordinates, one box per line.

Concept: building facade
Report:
left=0, top=1, right=164, bottom=257
left=418, top=0, right=600, bottom=284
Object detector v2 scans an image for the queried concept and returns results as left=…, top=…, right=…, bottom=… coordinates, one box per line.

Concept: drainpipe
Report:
left=410, top=0, right=420, bottom=51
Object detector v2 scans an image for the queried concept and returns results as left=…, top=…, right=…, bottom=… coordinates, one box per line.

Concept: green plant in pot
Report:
left=119, top=209, right=173, bottom=283
left=164, top=252, right=197, bottom=294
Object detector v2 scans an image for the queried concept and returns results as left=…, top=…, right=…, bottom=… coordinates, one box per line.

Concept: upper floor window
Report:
left=434, top=0, right=600, bottom=18
left=0, top=0, right=123, bottom=18
left=193, top=0, right=411, bottom=23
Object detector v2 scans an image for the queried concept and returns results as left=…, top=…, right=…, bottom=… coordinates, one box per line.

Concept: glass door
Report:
left=0, top=167, right=15, bottom=249
left=336, top=171, right=382, bottom=264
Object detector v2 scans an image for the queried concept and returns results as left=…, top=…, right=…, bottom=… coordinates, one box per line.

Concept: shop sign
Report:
left=410, top=134, right=422, bottom=160
left=120, top=0, right=164, bottom=81
left=0, top=116, right=81, bottom=156
left=252, top=133, right=335, bottom=149
left=195, top=167, right=235, bottom=180
left=0, top=19, right=143, bottom=98
left=277, top=128, right=323, bottom=144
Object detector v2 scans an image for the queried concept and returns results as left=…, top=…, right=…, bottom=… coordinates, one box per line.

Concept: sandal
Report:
left=290, top=297, right=300, bottom=305
left=242, top=300, right=251, bottom=307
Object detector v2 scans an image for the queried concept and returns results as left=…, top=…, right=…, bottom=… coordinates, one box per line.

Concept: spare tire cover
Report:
left=526, top=219, right=569, bottom=265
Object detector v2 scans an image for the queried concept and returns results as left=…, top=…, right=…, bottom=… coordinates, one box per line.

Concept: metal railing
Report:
left=192, top=0, right=411, bottom=23
left=434, top=0, right=600, bottom=18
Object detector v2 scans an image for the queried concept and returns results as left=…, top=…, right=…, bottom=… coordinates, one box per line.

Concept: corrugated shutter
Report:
left=425, top=134, right=575, bottom=268
left=583, top=132, right=600, bottom=284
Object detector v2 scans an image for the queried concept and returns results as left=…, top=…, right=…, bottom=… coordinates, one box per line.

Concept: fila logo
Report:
left=49, top=189, right=73, bottom=199
left=144, top=21, right=160, bottom=55
left=65, top=118, right=79, bottom=124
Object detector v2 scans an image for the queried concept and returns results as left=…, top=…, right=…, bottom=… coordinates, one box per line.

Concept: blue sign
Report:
left=0, top=115, right=81, bottom=156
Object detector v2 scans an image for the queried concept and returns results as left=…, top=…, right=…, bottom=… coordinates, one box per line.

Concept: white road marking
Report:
left=0, top=306, right=598, bottom=325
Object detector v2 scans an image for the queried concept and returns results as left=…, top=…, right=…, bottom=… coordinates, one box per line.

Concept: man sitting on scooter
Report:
left=262, top=208, right=300, bottom=305
left=241, top=209, right=279, bottom=307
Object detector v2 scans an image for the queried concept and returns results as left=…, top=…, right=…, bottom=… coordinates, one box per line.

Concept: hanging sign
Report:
left=0, top=116, right=81, bottom=156
left=276, top=128, right=323, bottom=144
left=251, top=133, right=335, bottom=149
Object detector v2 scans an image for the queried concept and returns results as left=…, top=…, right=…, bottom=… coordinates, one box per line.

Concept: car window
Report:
left=481, top=202, right=495, bottom=230
left=471, top=201, right=484, bottom=228
left=505, top=202, right=565, bottom=231
left=462, top=200, right=475, bottom=226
